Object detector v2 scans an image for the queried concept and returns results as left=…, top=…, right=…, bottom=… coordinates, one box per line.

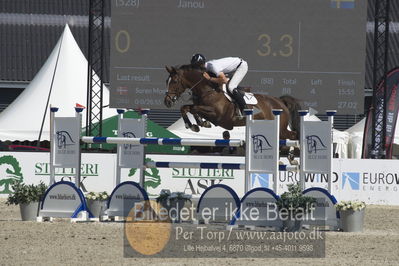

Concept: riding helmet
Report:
left=191, top=53, right=206, bottom=65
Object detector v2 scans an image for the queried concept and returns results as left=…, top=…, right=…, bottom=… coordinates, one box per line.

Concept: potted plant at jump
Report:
left=156, top=189, right=192, bottom=223
left=335, top=200, right=366, bottom=232
left=6, top=180, right=47, bottom=221
left=276, top=183, right=316, bottom=232
left=85, top=191, right=109, bottom=218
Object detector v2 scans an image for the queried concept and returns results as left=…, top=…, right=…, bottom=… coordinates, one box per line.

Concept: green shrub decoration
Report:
left=6, top=181, right=48, bottom=205
left=276, top=183, right=316, bottom=214
left=156, top=190, right=192, bottom=204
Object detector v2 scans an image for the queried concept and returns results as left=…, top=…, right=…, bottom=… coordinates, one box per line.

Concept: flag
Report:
left=331, top=0, right=355, bottom=9
left=76, top=103, right=86, bottom=109
left=116, top=86, right=129, bottom=95
left=362, top=68, right=399, bottom=158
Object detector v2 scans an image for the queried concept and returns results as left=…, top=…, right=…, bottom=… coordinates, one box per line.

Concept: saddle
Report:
left=236, top=86, right=252, bottom=93
left=221, top=84, right=258, bottom=105
left=204, top=71, right=257, bottom=105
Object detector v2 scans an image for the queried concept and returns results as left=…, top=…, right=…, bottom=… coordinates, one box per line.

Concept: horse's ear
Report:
left=165, top=66, right=174, bottom=74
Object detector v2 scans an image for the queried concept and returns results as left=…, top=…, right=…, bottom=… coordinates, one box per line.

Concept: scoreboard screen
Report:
left=110, top=0, right=367, bottom=114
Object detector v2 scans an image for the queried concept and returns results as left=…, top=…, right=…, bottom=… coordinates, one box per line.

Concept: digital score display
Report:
left=110, top=0, right=367, bottom=114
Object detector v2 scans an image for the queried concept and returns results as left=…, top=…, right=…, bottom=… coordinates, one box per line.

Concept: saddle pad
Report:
left=222, top=84, right=258, bottom=105
left=243, top=92, right=258, bottom=105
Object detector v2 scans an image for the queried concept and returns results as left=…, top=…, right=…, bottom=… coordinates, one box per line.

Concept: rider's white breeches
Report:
left=227, top=60, right=248, bottom=93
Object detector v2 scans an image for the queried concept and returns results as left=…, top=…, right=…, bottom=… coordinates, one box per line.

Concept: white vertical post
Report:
left=115, top=109, right=125, bottom=186
left=244, top=109, right=253, bottom=193
left=49, top=106, right=58, bottom=185
left=298, top=110, right=309, bottom=191
left=139, top=109, right=149, bottom=189
left=74, top=107, right=84, bottom=188
left=272, top=109, right=282, bottom=194
left=326, top=110, right=336, bottom=194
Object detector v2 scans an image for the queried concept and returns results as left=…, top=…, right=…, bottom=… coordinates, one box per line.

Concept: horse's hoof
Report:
left=190, top=125, right=200, bottom=132
left=202, top=121, right=211, bottom=128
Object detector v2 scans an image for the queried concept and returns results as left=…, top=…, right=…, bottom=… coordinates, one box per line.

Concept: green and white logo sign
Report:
left=128, top=158, right=161, bottom=192
left=0, top=155, right=23, bottom=194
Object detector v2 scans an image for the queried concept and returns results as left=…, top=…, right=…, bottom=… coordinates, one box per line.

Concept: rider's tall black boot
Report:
left=232, top=88, right=248, bottom=115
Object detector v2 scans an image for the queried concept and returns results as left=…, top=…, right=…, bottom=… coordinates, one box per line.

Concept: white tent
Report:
left=345, top=117, right=399, bottom=158
left=0, top=25, right=114, bottom=141
left=345, top=118, right=365, bottom=158
left=168, top=112, right=349, bottom=158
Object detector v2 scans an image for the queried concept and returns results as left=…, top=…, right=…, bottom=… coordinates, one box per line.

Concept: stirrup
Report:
left=236, top=106, right=244, bottom=118
left=238, top=104, right=248, bottom=117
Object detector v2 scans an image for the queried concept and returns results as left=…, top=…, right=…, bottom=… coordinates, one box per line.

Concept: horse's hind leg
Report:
left=280, top=127, right=297, bottom=140
left=280, top=113, right=298, bottom=140
left=181, top=105, right=200, bottom=132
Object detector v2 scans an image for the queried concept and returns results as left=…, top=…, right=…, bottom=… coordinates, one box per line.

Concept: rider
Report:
left=190, top=54, right=248, bottom=114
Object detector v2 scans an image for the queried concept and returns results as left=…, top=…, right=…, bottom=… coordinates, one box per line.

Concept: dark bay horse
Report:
left=164, top=65, right=302, bottom=140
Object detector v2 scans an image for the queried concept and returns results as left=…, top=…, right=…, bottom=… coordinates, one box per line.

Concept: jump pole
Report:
left=82, top=109, right=299, bottom=195
left=82, top=137, right=243, bottom=147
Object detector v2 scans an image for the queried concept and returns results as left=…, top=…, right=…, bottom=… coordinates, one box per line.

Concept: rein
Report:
left=165, top=69, right=210, bottom=103
left=165, top=74, right=204, bottom=103
left=188, top=77, right=205, bottom=91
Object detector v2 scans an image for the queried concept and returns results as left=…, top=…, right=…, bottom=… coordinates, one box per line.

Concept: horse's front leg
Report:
left=193, top=114, right=212, bottom=128
left=181, top=105, right=200, bottom=132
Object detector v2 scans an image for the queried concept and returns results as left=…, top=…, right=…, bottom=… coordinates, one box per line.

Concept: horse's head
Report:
left=164, top=66, right=187, bottom=108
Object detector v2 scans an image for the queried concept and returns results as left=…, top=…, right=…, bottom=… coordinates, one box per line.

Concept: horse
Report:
left=164, top=64, right=302, bottom=140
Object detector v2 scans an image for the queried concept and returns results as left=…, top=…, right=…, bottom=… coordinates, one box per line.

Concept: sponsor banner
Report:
left=53, top=117, right=80, bottom=167
left=363, top=68, right=399, bottom=158
left=122, top=155, right=246, bottom=197
left=335, top=159, right=399, bottom=205
left=276, top=159, right=399, bottom=205
left=362, top=110, right=373, bottom=158
left=0, top=152, right=116, bottom=197
left=0, top=152, right=398, bottom=205
left=118, top=118, right=145, bottom=168
left=385, top=69, right=399, bottom=158
left=0, top=152, right=246, bottom=198
left=249, top=119, right=278, bottom=172
left=302, top=121, right=331, bottom=172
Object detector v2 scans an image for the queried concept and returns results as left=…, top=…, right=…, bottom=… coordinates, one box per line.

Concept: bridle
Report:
left=165, top=74, right=184, bottom=104
left=165, top=72, right=204, bottom=103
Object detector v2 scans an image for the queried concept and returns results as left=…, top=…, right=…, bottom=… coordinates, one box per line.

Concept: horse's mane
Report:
left=178, top=64, right=206, bottom=73
left=177, top=64, right=220, bottom=91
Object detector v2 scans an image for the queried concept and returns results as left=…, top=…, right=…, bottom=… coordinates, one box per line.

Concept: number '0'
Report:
left=115, top=30, right=131, bottom=53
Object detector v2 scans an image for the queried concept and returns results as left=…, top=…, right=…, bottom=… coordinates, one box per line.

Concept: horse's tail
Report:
left=279, top=95, right=302, bottom=138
